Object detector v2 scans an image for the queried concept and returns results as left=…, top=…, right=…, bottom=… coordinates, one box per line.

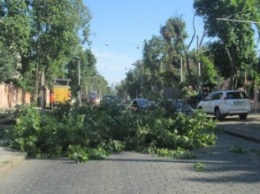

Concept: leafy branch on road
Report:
left=3, top=104, right=217, bottom=162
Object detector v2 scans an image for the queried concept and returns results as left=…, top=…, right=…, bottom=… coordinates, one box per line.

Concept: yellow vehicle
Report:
left=50, top=78, right=71, bottom=108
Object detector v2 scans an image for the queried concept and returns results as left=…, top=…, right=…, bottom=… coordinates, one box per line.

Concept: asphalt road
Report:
left=217, top=114, right=260, bottom=143
left=0, top=123, right=260, bottom=194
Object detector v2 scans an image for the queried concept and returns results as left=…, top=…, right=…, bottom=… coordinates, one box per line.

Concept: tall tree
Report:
left=0, top=0, right=30, bottom=55
left=30, top=0, right=92, bottom=100
left=120, top=16, right=201, bottom=100
left=160, top=17, right=196, bottom=85
left=142, top=36, right=167, bottom=99
left=0, top=0, right=31, bottom=85
left=0, top=42, right=18, bottom=82
left=194, top=0, right=260, bottom=89
left=0, top=0, right=92, bottom=100
left=66, top=48, right=97, bottom=97
left=116, top=60, right=145, bottom=100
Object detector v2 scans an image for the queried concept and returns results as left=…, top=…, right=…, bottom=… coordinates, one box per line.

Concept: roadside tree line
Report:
left=117, top=0, right=260, bottom=102
left=0, top=0, right=110, bottom=102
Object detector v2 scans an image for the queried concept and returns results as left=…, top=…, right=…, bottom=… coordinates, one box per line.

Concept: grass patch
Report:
left=229, top=145, right=246, bottom=154
left=193, top=162, right=206, bottom=172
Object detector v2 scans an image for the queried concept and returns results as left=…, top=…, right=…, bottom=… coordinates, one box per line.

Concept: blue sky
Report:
left=84, top=0, right=204, bottom=85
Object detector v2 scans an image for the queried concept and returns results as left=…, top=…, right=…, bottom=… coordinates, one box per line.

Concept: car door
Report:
left=208, top=92, right=222, bottom=114
left=203, top=92, right=214, bottom=113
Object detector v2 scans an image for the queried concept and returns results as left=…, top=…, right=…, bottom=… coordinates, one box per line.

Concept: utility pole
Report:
left=40, top=70, right=45, bottom=109
left=197, top=35, right=199, bottom=53
left=77, top=58, right=82, bottom=104
left=34, top=45, right=39, bottom=103
left=180, top=57, right=183, bottom=82
left=197, top=35, right=201, bottom=93
left=78, top=59, right=81, bottom=85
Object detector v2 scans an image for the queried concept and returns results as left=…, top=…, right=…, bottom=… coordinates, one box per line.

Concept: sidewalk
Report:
left=0, top=146, right=27, bottom=177
left=0, top=122, right=27, bottom=177
left=1, top=134, right=260, bottom=194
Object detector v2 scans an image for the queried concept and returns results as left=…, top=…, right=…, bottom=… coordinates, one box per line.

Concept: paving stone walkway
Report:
left=0, top=133, right=260, bottom=194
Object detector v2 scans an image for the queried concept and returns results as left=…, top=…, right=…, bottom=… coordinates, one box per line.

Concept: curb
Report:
left=223, top=130, right=260, bottom=144
left=0, top=147, right=27, bottom=177
left=220, top=114, right=260, bottom=144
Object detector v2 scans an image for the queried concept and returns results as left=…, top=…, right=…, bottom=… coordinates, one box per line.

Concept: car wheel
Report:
left=239, top=113, right=247, bottom=120
left=214, top=108, right=223, bottom=121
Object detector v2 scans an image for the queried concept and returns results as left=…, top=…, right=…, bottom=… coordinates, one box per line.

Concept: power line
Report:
left=217, top=3, right=260, bottom=24
left=216, top=18, right=260, bottom=24
left=90, top=35, right=142, bottom=49
left=222, top=3, right=260, bottom=19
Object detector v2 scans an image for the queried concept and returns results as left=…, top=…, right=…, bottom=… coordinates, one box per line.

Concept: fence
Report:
left=0, top=83, right=31, bottom=108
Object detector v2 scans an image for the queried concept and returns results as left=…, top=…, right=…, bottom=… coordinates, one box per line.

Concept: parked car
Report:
left=101, top=95, right=120, bottom=104
left=86, top=92, right=100, bottom=105
left=197, top=90, right=251, bottom=120
left=129, top=98, right=153, bottom=112
left=157, top=99, right=195, bottom=116
left=100, top=95, right=125, bottom=109
left=172, top=99, right=195, bottom=116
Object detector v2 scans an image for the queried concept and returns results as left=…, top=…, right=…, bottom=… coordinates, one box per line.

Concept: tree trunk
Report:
left=225, top=46, right=236, bottom=89
left=180, top=39, right=192, bottom=84
left=177, top=22, right=193, bottom=85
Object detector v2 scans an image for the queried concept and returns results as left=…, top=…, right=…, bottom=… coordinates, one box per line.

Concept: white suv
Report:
left=197, top=90, right=251, bottom=120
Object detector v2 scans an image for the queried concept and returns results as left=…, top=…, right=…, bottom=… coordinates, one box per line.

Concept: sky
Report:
left=84, top=0, right=204, bottom=86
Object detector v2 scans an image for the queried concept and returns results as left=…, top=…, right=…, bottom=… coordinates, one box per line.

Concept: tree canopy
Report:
left=194, top=0, right=260, bottom=89
left=0, top=42, right=19, bottom=82
left=118, top=16, right=200, bottom=101
left=0, top=0, right=109, bottom=102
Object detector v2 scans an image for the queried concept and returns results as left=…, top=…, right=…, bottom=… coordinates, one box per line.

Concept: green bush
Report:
left=140, top=109, right=216, bottom=150
left=5, top=105, right=41, bottom=156
left=5, top=103, right=217, bottom=162
left=68, top=145, right=89, bottom=163
left=0, top=109, right=14, bottom=120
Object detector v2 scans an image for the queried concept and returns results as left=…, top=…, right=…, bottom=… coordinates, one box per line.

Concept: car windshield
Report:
left=138, top=99, right=150, bottom=106
left=103, top=96, right=118, bottom=101
left=172, top=100, right=185, bottom=108
left=88, top=92, right=99, bottom=98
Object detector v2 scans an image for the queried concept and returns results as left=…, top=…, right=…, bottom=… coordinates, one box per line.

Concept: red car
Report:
left=86, top=92, right=100, bottom=105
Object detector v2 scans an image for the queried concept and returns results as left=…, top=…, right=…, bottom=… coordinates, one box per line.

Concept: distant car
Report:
left=197, top=90, right=251, bottom=120
left=101, top=95, right=120, bottom=103
left=86, top=92, right=100, bottom=105
left=172, top=99, right=195, bottom=116
left=157, top=99, right=195, bottom=116
left=129, top=98, right=152, bottom=112
left=100, top=95, right=124, bottom=108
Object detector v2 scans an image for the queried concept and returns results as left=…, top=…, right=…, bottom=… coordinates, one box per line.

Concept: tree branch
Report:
left=199, top=28, right=207, bottom=49
left=187, top=13, right=196, bottom=50
left=224, top=46, right=236, bottom=89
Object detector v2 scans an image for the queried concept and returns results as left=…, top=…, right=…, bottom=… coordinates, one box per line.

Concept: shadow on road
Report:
left=184, top=133, right=260, bottom=183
